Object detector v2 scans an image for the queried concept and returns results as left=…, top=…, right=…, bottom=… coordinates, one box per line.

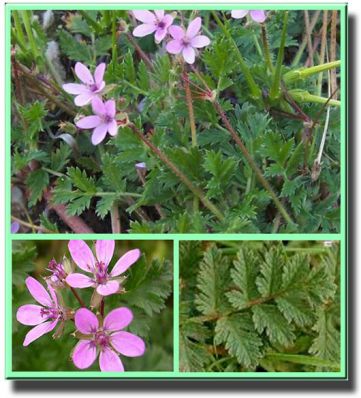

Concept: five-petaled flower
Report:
left=66, top=240, right=141, bottom=297
left=63, top=62, right=106, bottom=106
left=16, top=277, right=66, bottom=346
left=72, top=307, right=145, bottom=371
left=166, top=17, right=210, bottom=64
left=76, top=97, right=118, bottom=145
left=231, top=10, right=267, bottom=23
left=132, top=10, right=174, bottom=43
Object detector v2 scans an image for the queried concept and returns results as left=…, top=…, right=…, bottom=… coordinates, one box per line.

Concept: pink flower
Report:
left=75, top=97, right=118, bottom=145
left=47, top=258, right=67, bottom=287
left=231, top=10, right=267, bottom=23
left=132, top=10, right=174, bottom=43
left=66, top=240, right=141, bottom=297
left=63, top=62, right=106, bottom=106
left=11, top=221, right=20, bottom=233
left=16, top=277, right=63, bottom=346
left=72, top=307, right=145, bottom=371
left=166, top=17, right=210, bottom=64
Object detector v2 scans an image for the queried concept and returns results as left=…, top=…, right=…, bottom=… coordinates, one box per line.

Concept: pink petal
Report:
left=17, top=304, right=44, bottom=326
left=96, top=280, right=120, bottom=296
left=132, top=10, right=156, bottom=24
left=154, top=28, right=167, bottom=43
left=48, top=284, right=58, bottom=307
left=110, top=248, right=141, bottom=277
left=25, top=277, right=53, bottom=307
left=74, top=308, right=99, bottom=334
left=99, top=347, right=124, bottom=372
left=231, top=10, right=248, bottom=19
left=191, top=35, right=210, bottom=48
left=23, top=320, right=58, bottom=346
left=74, top=62, right=94, bottom=85
left=94, top=63, right=106, bottom=85
left=162, top=14, right=174, bottom=28
left=72, top=340, right=97, bottom=370
left=250, top=10, right=267, bottom=23
left=103, top=307, right=133, bottom=332
left=133, top=23, right=157, bottom=37
left=104, top=99, right=116, bottom=118
left=91, top=96, right=106, bottom=116
left=166, top=39, right=183, bottom=54
left=95, top=240, right=115, bottom=267
left=74, top=93, right=93, bottom=106
left=110, top=331, right=146, bottom=357
left=154, top=10, right=164, bottom=20
left=186, top=17, right=202, bottom=39
left=107, top=120, right=118, bottom=136
left=76, top=115, right=102, bottom=129
left=182, top=46, right=196, bottom=64
left=66, top=273, right=95, bottom=288
left=62, top=83, right=87, bottom=95
left=91, top=123, right=108, bottom=145
left=68, top=240, right=95, bottom=273
left=169, top=25, right=185, bottom=40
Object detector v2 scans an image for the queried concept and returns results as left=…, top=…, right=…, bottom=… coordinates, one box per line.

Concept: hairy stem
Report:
left=110, top=203, right=121, bottom=233
left=261, top=24, right=273, bottom=73
left=129, top=123, right=224, bottom=221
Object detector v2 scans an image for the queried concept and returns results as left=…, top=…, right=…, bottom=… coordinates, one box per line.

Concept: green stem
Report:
left=211, top=11, right=261, bottom=99
left=130, top=123, right=224, bottom=221
left=111, top=13, right=118, bottom=71
left=12, top=11, right=27, bottom=50
left=288, top=90, right=340, bottom=107
left=284, top=60, right=341, bottom=84
left=21, top=10, right=40, bottom=62
left=269, top=11, right=288, bottom=101
left=264, top=353, right=340, bottom=369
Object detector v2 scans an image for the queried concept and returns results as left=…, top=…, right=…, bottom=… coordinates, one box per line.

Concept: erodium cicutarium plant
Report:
left=16, top=240, right=148, bottom=372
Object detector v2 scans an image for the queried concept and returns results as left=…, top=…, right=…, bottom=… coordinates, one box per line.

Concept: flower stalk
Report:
left=284, top=60, right=341, bottom=84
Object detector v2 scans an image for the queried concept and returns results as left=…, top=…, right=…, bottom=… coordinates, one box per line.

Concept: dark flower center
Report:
left=40, top=307, right=59, bottom=320
left=89, top=83, right=99, bottom=92
left=103, top=114, right=113, bottom=123
left=95, top=331, right=110, bottom=348
left=48, top=259, right=66, bottom=280
left=157, top=21, right=166, bottom=29
left=95, top=261, right=108, bottom=284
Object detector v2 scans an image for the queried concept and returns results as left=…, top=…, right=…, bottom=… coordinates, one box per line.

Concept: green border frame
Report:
left=5, top=2, right=348, bottom=380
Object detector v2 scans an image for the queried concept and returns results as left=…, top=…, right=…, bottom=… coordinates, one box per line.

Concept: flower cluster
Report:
left=16, top=240, right=145, bottom=372
left=131, top=11, right=210, bottom=64
left=63, top=63, right=118, bottom=145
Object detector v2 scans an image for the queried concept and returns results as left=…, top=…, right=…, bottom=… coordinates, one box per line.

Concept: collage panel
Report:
left=12, top=239, right=173, bottom=372
left=179, top=240, right=342, bottom=373
left=5, top=3, right=347, bottom=382
left=9, top=7, right=342, bottom=234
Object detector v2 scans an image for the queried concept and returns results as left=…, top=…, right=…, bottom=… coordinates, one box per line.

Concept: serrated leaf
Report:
left=252, top=304, right=295, bottom=346
left=195, top=247, right=232, bottom=317
left=26, top=169, right=49, bottom=206
left=215, top=314, right=263, bottom=368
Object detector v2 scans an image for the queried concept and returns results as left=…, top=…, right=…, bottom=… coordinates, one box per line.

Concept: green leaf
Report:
left=195, top=247, right=232, bottom=317
left=256, top=247, right=284, bottom=297
left=58, top=30, right=92, bottom=63
left=67, top=167, right=97, bottom=193
left=215, top=314, right=263, bottom=369
left=252, top=304, right=295, bottom=346
left=50, top=143, right=72, bottom=172
left=226, top=248, right=260, bottom=310
left=96, top=195, right=117, bottom=219
left=26, top=169, right=49, bottom=206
